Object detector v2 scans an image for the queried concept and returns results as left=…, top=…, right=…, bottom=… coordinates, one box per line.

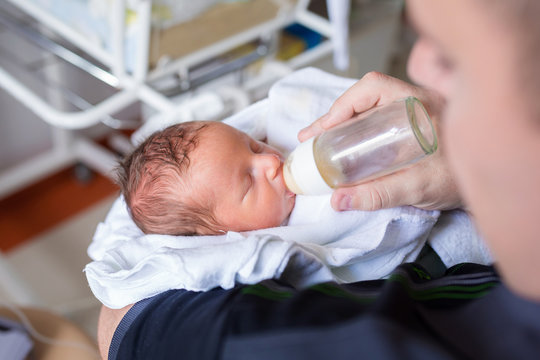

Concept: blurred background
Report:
left=0, top=0, right=415, bottom=345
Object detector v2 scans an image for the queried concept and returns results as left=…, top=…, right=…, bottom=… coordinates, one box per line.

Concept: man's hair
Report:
left=116, top=122, right=221, bottom=235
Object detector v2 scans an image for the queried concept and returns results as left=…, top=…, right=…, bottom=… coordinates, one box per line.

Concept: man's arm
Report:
left=92, top=265, right=536, bottom=360
left=97, top=304, right=133, bottom=359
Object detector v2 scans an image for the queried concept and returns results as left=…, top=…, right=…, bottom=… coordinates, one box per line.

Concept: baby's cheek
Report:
left=266, top=205, right=289, bottom=228
left=254, top=216, right=279, bottom=230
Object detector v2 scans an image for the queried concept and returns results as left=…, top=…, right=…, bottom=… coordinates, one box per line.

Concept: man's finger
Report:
left=330, top=171, right=421, bottom=211
left=298, top=113, right=330, bottom=142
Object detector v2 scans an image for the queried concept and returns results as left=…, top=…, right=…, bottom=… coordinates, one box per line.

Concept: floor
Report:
left=0, top=167, right=119, bottom=342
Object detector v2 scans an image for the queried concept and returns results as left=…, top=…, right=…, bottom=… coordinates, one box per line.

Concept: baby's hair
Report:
left=116, top=121, right=221, bottom=235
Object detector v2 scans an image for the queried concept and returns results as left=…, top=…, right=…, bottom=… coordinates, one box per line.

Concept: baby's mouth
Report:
left=285, top=185, right=295, bottom=198
left=278, top=163, right=296, bottom=198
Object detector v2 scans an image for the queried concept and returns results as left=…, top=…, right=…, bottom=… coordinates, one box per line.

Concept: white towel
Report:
left=428, top=209, right=493, bottom=268
left=85, top=68, right=492, bottom=309
left=86, top=195, right=437, bottom=308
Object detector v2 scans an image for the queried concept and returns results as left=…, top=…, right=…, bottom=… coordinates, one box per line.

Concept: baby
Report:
left=116, top=120, right=296, bottom=236
left=88, top=69, right=489, bottom=310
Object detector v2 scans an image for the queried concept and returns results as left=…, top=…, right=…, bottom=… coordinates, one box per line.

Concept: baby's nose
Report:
left=255, top=153, right=281, bottom=180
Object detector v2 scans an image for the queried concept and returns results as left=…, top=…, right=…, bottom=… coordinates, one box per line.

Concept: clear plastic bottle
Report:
left=283, top=96, right=438, bottom=195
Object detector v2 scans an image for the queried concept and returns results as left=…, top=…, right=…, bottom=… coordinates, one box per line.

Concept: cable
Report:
left=0, top=300, right=101, bottom=359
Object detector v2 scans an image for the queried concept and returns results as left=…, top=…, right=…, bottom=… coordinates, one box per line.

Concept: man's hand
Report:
left=298, top=72, right=461, bottom=211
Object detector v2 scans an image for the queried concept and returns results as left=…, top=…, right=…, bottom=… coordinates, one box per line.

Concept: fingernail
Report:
left=337, top=195, right=352, bottom=211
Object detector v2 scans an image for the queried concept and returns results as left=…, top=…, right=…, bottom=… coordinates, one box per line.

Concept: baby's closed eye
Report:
left=250, top=140, right=265, bottom=153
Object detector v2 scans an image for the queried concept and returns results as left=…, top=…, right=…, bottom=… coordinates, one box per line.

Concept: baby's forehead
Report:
left=204, top=121, right=251, bottom=139
left=186, top=123, right=247, bottom=199
left=190, top=122, right=249, bottom=169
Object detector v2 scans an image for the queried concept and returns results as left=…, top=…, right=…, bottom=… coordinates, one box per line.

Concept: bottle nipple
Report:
left=283, top=155, right=304, bottom=195
left=283, top=138, right=333, bottom=195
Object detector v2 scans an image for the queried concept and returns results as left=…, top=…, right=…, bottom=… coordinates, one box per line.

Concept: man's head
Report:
left=406, top=0, right=540, bottom=299
left=117, top=121, right=295, bottom=236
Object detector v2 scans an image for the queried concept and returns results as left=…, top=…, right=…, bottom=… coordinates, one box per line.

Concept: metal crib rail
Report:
left=0, top=0, right=337, bottom=199
left=0, top=0, right=337, bottom=130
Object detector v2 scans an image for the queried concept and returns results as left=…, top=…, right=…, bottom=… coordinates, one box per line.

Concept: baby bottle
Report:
left=283, top=96, right=437, bottom=195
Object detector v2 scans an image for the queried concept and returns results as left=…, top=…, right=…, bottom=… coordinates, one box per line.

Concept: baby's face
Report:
left=190, top=122, right=296, bottom=232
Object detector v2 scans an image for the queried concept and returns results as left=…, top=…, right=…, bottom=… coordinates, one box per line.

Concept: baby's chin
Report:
left=281, top=194, right=296, bottom=226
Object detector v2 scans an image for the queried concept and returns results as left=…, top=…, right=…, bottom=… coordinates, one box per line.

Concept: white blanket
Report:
left=85, top=68, right=492, bottom=309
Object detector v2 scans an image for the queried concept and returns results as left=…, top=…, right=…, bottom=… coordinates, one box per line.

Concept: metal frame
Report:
left=0, top=0, right=339, bottom=200
left=1, top=0, right=337, bottom=129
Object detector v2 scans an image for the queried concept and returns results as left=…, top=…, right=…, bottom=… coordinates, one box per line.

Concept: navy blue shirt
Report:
left=110, top=263, right=540, bottom=359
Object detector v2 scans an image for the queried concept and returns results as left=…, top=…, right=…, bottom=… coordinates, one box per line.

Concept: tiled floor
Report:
left=0, top=191, right=117, bottom=341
